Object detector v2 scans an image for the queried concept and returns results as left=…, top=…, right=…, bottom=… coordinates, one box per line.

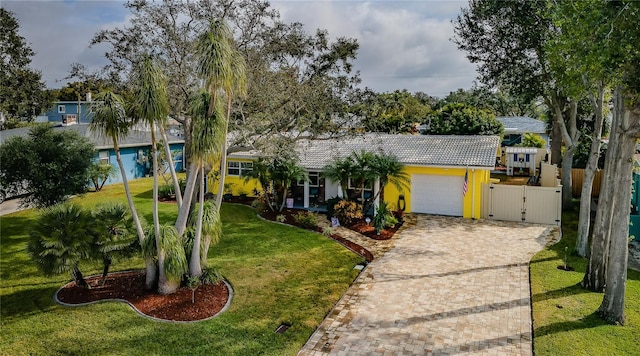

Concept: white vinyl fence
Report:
left=481, top=184, right=562, bottom=225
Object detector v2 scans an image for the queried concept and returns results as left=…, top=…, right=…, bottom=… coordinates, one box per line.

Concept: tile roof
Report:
left=294, top=133, right=499, bottom=170
left=496, top=116, right=546, bottom=134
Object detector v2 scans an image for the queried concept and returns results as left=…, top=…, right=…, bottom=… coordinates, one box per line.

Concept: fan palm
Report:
left=27, top=203, right=93, bottom=288
left=91, top=203, right=139, bottom=286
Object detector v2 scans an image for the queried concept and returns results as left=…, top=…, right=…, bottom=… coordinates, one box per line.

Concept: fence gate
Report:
left=481, top=184, right=562, bottom=225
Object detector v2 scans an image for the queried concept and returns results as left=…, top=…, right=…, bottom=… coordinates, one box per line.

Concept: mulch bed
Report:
left=56, top=271, right=229, bottom=322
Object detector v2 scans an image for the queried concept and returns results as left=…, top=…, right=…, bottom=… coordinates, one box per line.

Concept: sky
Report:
left=2, top=0, right=478, bottom=98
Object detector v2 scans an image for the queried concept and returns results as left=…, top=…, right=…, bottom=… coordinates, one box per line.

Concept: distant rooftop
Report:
left=496, top=116, right=546, bottom=134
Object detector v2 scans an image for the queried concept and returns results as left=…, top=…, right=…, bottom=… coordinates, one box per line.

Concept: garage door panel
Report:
left=411, top=174, right=463, bottom=216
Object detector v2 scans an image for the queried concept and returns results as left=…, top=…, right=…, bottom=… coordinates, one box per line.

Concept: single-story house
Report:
left=221, top=133, right=500, bottom=219
left=497, top=116, right=548, bottom=147
left=0, top=123, right=184, bottom=186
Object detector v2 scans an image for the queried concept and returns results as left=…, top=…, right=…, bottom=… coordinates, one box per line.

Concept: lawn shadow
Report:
left=534, top=312, right=607, bottom=337
left=531, top=282, right=594, bottom=302
left=1, top=286, right=59, bottom=318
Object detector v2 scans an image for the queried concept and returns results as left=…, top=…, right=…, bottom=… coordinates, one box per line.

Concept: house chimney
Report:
left=86, top=92, right=92, bottom=102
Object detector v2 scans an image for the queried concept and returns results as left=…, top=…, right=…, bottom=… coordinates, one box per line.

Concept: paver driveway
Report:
left=299, top=215, right=559, bottom=355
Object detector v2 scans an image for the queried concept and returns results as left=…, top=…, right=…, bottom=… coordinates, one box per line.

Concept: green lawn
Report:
left=531, top=206, right=640, bottom=355
left=0, top=179, right=364, bottom=355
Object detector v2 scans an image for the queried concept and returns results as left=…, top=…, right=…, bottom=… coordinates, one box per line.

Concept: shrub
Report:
left=158, top=184, right=174, bottom=199
left=251, top=197, right=267, bottom=212
left=325, top=196, right=343, bottom=218
left=373, top=201, right=392, bottom=233
left=201, top=267, right=223, bottom=285
left=293, top=211, right=319, bottom=229
left=276, top=214, right=286, bottom=223
left=333, top=200, right=363, bottom=225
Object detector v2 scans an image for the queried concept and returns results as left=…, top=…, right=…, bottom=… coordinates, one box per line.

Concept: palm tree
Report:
left=322, top=156, right=355, bottom=198
left=270, top=156, right=308, bottom=211
left=243, top=157, right=274, bottom=211
left=27, top=203, right=93, bottom=288
left=131, top=55, right=174, bottom=294
left=89, top=90, right=156, bottom=289
left=370, top=152, right=411, bottom=203
left=91, top=203, right=139, bottom=286
left=215, top=49, right=247, bottom=209
left=188, top=200, right=221, bottom=270
left=350, top=150, right=378, bottom=204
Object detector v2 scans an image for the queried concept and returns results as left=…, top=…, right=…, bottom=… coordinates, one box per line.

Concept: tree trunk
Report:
left=557, top=100, right=580, bottom=210
left=597, top=90, right=640, bottom=324
left=72, top=265, right=89, bottom=289
left=160, top=125, right=182, bottom=208
left=576, top=82, right=605, bottom=257
left=190, top=168, right=204, bottom=277
left=551, top=119, right=563, bottom=166
left=175, top=163, right=199, bottom=236
left=215, top=99, right=232, bottom=209
left=112, top=138, right=156, bottom=289
left=100, top=256, right=112, bottom=286
left=151, top=125, right=176, bottom=294
left=583, top=89, right=624, bottom=292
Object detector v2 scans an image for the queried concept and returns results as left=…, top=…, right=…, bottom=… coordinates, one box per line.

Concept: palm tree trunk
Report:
left=100, top=256, right=112, bottom=286
left=215, top=99, right=232, bottom=209
left=160, top=125, right=182, bottom=208
left=72, top=264, right=89, bottom=289
left=190, top=168, right=205, bottom=277
left=279, top=187, right=288, bottom=212
left=175, top=163, right=199, bottom=236
left=113, top=138, right=156, bottom=289
left=151, top=125, right=175, bottom=294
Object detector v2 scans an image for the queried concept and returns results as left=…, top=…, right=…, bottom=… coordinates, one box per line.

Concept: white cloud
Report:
left=5, top=0, right=477, bottom=96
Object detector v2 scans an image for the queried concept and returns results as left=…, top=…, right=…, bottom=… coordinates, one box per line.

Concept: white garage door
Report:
left=411, top=174, right=464, bottom=216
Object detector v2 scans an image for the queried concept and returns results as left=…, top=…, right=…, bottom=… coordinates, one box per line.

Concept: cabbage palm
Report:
left=27, top=203, right=93, bottom=288
left=131, top=55, right=175, bottom=294
left=89, top=90, right=156, bottom=289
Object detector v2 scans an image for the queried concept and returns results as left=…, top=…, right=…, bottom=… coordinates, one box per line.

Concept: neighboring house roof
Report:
left=0, top=123, right=184, bottom=150
left=496, top=116, right=546, bottom=134
left=229, top=133, right=500, bottom=170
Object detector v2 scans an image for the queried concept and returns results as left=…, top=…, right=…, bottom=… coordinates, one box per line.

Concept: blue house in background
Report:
left=44, top=99, right=93, bottom=125
left=0, top=124, right=185, bottom=187
left=496, top=116, right=549, bottom=147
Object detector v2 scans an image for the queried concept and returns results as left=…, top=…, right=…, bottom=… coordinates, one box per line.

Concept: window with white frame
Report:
left=347, top=177, right=372, bottom=191
left=305, top=171, right=320, bottom=187
left=58, top=105, right=65, bottom=113
left=227, top=161, right=253, bottom=176
left=98, top=151, right=110, bottom=164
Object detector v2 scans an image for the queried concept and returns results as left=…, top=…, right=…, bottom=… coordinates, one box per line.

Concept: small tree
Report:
left=519, top=133, right=546, bottom=148
left=87, top=162, right=118, bottom=192
left=0, top=125, right=95, bottom=208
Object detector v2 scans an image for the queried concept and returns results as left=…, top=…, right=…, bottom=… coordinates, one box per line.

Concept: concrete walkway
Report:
left=300, top=215, right=559, bottom=355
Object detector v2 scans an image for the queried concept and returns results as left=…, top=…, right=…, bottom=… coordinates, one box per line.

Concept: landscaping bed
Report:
left=56, top=270, right=229, bottom=322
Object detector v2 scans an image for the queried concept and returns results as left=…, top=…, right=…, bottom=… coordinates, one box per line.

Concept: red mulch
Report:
left=56, top=271, right=229, bottom=322
left=256, top=207, right=402, bottom=262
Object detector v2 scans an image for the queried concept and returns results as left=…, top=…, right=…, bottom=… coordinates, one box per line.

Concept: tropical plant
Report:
left=91, top=203, right=140, bottom=286
left=370, top=152, right=411, bottom=203
left=89, top=89, right=156, bottom=289
left=372, top=201, right=392, bottom=234
left=332, top=200, right=363, bottom=226
left=293, top=211, right=319, bottom=229
left=322, top=157, right=355, bottom=199
left=27, top=203, right=94, bottom=288
left=519, top=133, right=546, bottom=148
left=130, top=55, right=173, bottom=293
left=270, top=156, right=308, bottom=212
left=87, top=162, right=118, bottom=192
left=0, top=124, right=95, bottom=208
left=187, top=275, right=201, bottom=303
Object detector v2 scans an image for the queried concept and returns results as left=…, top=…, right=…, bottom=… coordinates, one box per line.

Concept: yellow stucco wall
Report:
left=383, top=166, right=490, bottom=219
left=208, top=158, right=261, bottom=196
left=215, top=158, right=491, bottom=219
